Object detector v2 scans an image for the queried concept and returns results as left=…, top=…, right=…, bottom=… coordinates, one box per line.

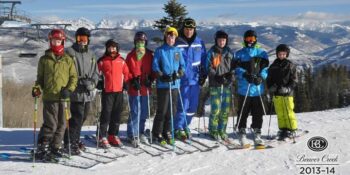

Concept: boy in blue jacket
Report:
left=152, top=27, right=186, bottom=145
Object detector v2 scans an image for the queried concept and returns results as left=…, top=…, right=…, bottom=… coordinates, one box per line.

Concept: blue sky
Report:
left=17, top=0, right=350, bottom=22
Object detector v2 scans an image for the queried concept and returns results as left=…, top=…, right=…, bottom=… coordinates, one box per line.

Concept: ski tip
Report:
left=254, top=145, right=266, bottom=150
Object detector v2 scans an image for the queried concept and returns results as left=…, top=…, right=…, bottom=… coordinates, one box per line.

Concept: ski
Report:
left=264, top=130, right=309, bottom=147
left=179, top=139, right=212, bottom=152
left=18, top=147, right=100, bottom=169
left=119, top=137, right=162, bottom=157
left=173, top=139, right=199, bottom=154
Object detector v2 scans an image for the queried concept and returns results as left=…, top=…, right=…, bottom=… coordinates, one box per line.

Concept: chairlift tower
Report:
left=0, top=1, right=31, bottom=25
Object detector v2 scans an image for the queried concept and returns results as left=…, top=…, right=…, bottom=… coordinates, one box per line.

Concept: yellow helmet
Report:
left=164, top=27, right=178, bottom=37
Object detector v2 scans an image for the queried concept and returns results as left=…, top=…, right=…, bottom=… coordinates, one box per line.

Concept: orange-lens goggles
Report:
left=77, top=35, right=89, bottom=42
left=244, top=36, right=256, bottom=42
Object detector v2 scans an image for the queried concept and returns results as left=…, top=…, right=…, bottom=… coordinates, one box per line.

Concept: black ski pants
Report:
left=236, top=95, right=264, bottom=129
left=152, top=88, right=178, bottom=137
left=99, top=92, right=123, bottom=138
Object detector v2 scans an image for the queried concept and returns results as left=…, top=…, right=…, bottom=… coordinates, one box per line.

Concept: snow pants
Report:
left=208, top=86, right=232, bottom=133
left=236, top=95, right=264, bottom=129
left=127, top=95, right=149, bottom=138
left=174, top=84, right=200, bottom=130
left=273, top=96, right=298, bottom=130
left=99, top=92, right=123, bottom=138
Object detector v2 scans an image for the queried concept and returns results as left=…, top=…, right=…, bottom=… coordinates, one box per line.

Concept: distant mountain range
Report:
left=0, top=17, right=349, bottom=83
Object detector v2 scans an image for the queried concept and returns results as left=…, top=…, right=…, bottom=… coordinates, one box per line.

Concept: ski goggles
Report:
left=244, top=36, right=256, bottom=43
left=184, top=20, right=196, bottom=28
left=77, top=35, right=89, bottom=43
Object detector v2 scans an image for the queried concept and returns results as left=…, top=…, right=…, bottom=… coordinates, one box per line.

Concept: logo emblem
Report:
left=307, top=136, right=328, bottom=152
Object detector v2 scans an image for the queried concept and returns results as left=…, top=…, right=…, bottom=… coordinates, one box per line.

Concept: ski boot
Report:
left=152, top=133, right=167, bottom=146
left=277, top=129, right=288, bottom=141
left=238, top=128, right=250, bottom=148
left=209, top=130, right=219, bottom=140
left=34, top=142, right=50, bottom=161
left=78, top=140, right=87, bottom=152
left=69, top=142, right=81, bottom=155
left=99, top=137, right=111, bottom=149
left=50, top=146, right=66, bottom=158
left=252, top=128, right=265, bottom=149
left=218, top=130, right=228, bottom=141
left=163, top=132, right=174, bottom=145
left=108, top=135, right=123, bottom=147
left=127, top=136, right=139, bottom=148
left=185, top=127, right=192, bottom=140
left=139, top=134, right=150, bottom=145
left=175, top=130, right=187, bottom=141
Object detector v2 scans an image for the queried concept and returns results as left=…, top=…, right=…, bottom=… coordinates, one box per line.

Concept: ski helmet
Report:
left=215, top=30, right=228, bottom=46
left=134, top=31, right=148, bottom=46
left=75, top=27, right=90, bottom=44
left=48, top=29, right=65, bottom=46
left=276, top=44, right=290, bottom=58
left=183, top=18, right=196, bottom=28
left=243, top=29, right=257, bottom=47
left=105, top=39, right=119, bottom=54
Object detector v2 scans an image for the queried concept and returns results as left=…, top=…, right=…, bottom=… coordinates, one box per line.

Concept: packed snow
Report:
left=0, top=106, right=349, bottom=175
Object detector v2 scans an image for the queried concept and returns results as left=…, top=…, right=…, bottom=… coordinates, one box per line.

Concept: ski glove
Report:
left=269, top=85, right=278, bottom=94
left=215, top=75, right=225, bottom=84
left=160, top=74, right=173, bottom=82
left=96, top=80, right=104, bottom=90
left=60, top=87, right=71, bottom=99
left=172, top=69, right=184, bottom=80
left=243, top=72, right=254, bottom=83
left=199, top=75, right=207, bottom=86
left=32, top=86, right=41, bottom=97
left=81, top=78, right=95, bottom=91
left=144, top=75, right=153, bottom=88
left=131, top=76, right=141, bottom=91
left=278, top=87, right=291, bottom=95
left=253, top=76, right=263, bottom=85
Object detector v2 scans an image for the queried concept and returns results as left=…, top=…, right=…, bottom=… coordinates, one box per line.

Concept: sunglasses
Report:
left=77, top=35, right=89, bottom=42
left=244, top=36, right=256, bottom=43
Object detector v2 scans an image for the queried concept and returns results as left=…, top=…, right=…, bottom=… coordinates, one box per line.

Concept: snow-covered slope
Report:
left=0, top=107, right=349, bottom=175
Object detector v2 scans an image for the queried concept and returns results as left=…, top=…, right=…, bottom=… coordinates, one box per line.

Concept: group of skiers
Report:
left=31, top=17, right=298, bottom=160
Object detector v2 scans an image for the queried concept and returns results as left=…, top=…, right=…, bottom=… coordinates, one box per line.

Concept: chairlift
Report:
left=18, top=29, right=37, bottom=57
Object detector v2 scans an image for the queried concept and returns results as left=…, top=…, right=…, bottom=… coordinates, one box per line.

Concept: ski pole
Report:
left=96, top=90, right=102, bottom=151
left=32, top=97, right=38, bottom=167
left=177, top=87, right=191, bottom=144
left=125, top=91, right=137, bottom=147
left=267, top=95, right=274, bottom=140
left=64, top=100, right=71, bottom=158
left=235, top=83, right=251, bottom=132
left=137, top=89, right=141, bottom=146
left=146, top=88, right=152, bottom=144
left=283, top=97, right=296, bottom=143
left=197, top=114, right=200, bottom=137
left=169, top=82, right=176, bottom=152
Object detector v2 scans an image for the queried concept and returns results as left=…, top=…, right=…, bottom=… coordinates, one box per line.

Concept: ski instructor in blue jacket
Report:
left=234, top=30, right=269, bottom=147
left=174, top=18, right=206, bottom=140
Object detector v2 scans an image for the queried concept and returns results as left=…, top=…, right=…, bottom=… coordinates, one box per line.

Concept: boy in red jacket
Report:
left=97, top=39, right=129, bottom=148
left=125, top=31, right=155, bottom=146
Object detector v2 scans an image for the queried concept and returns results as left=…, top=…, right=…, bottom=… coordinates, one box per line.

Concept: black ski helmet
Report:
left=243, top=29, right=257, bottom=47
left=183, top=18, right=196, bottom=28
left=75, top=27, right=91, bottom=44
left=134, top=31, right=148, bottom=46
left=215, top=30, right=228, bottom=46
left=276, top=44, right=290, bottom=58
left=105, top=39, right=119, bottom=54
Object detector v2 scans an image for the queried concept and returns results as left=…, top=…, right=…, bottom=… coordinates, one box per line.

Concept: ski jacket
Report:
left=152, top=43, right=186, bottom=89
left=125, top=49, right=156, bottom=96
left=175, top=35, right=206, bottom=86
left=205, top=45, right=234, bottom=87
left=97, top=54, right=129, bottom=93
left=35, top=50, right=78, bottom=101
left=234, top=46, right=269, bottom=96
left=267, top=58, right=297, bottom=96
left=66, top=44, right=99, bottom=102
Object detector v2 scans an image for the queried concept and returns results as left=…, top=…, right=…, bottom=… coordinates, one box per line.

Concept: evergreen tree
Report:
left=153, top=0, right=188, bottom=31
